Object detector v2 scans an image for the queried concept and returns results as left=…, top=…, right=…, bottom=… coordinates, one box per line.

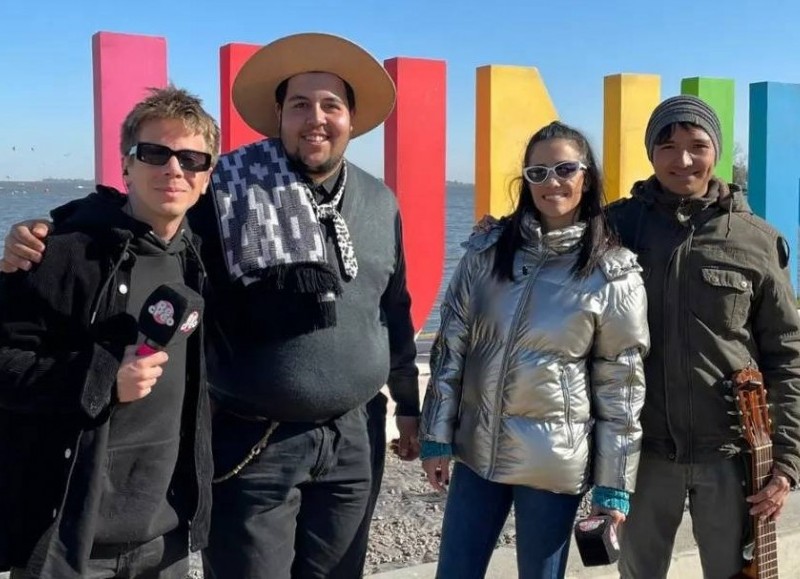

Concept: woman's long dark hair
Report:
left=492, top=121, right=617, bottom=281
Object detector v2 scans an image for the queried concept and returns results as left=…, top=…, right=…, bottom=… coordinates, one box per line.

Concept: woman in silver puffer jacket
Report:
left=419, top=121, right=650, bottom=579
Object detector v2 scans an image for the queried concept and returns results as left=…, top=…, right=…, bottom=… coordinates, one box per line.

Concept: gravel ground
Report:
left=364, top=453, right=592, bottom=575
left=364, top=453, right=508, bottom=574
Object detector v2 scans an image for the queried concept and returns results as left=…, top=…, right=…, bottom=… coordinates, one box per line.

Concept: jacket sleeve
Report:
left=751, top=236, right=800, bottom=486
left=380, top=213, right=420, bottom=417
left=591, top=270, right=650, bottom=492
left=419, top=251, right=474, bottom=443
left=0, top=265, right=120, bottom=419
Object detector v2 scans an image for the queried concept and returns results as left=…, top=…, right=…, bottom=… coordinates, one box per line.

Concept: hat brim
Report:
left=232, top=33, right=396, bottom=139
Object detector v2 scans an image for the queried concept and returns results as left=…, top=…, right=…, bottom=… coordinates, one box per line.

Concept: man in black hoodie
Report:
left=0, top=86, right=219, bottom=578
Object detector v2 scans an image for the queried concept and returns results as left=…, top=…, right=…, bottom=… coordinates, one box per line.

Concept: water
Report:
left=0, top=182, right=476, bottom=337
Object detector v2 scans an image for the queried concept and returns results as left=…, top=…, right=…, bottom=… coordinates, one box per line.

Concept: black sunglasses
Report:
left=128, top=142, right=212, bottom=172
left=523, top=160, right=587, bottom=184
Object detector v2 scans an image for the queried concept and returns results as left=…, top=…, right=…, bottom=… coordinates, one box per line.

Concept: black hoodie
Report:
left=94, top=216, right=191, bottom=544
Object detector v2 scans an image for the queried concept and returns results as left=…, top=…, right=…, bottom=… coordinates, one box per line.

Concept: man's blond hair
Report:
left=120, top=85, right=221, bottom=165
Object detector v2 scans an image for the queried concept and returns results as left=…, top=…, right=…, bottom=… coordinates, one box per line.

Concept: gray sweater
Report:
left=192, top=161, right=420, bottom=422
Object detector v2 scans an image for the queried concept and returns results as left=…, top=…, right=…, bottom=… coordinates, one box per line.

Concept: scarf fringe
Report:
left=255, top=263, right=343, bottom=296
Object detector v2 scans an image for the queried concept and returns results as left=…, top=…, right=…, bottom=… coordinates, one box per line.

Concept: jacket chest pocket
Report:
left=692, top=267, right=752, bottom=331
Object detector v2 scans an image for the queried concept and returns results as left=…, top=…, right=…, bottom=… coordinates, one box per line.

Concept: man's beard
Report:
left=285, top=150, right=344, bottom=180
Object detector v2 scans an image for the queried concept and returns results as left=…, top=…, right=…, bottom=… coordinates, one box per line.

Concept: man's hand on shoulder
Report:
left=0, top=220, right=52, bottom=273
left=473, top=214, right=499, bottom=234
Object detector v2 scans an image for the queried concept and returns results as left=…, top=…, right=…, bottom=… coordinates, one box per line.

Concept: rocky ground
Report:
left=364, top=453, right=510, bottom=574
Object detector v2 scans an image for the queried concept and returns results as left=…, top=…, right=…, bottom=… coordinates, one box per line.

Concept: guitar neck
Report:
left=752, top=445, right=778, bottom=579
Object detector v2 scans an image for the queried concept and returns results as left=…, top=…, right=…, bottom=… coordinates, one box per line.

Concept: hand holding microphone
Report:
left=116, top=283, right=204, bottom=403
left=117, top=346, right=169, bottom=402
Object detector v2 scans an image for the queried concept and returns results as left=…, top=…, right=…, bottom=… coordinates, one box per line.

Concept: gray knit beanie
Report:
left=645, top=95, right=722, bottom=163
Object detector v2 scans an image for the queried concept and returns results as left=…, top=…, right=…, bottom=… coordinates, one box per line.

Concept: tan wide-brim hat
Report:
left=232, top=32, right=396, bottom=139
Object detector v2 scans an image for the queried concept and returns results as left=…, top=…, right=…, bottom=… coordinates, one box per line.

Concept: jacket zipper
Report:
left=662, top=224, right=694, bottom=461
left=185, top=245, right=206, bottom=550
left=662, top=243, right=680, bottom=457
left=560, top=367, right=574, bottom=447
left=681, top=225, right=696, bottom=463
left=488, top=254, right=546, bottom=477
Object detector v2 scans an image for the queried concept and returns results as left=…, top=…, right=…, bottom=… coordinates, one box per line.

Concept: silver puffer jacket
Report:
left=420, top=215, right=650, bottom=494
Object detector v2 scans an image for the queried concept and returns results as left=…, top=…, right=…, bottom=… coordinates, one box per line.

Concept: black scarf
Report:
left=210, top=139, right=358, bottom=339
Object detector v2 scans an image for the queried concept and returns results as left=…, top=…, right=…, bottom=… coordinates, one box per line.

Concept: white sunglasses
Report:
left=523, top=161, right=587, bottom=184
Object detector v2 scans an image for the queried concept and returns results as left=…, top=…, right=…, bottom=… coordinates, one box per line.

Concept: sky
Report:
left=1, top=0, right=799, bottom=182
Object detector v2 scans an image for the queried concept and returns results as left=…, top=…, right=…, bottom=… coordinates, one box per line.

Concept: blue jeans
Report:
left=436, top=462, right=582, bottom=579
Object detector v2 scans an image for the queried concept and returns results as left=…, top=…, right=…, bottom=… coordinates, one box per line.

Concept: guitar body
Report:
left=731, top=367, right=779, bottom=579
left=732, top=561, right=759, bottom=579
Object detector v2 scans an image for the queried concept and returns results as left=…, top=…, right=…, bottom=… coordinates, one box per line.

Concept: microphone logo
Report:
left=180, top=310, right=200, bottom=334
left=148, top=300, right=176, bottom=327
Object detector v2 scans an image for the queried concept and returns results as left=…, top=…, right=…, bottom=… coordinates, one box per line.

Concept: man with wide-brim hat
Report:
left=0, top=31, right=421, bottom=579
left=196, top=32, right=422, bottom=579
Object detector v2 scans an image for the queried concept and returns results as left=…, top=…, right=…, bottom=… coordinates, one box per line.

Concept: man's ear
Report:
left=200, top=171, right=212, bottom=195
left=121, top=157, right=132, bottom=190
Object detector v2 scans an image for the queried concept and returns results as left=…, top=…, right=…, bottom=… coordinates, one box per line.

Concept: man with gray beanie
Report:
left=607, top=94, right=800, bottom=578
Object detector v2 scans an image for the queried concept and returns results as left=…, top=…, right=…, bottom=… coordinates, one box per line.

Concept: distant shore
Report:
left=1, top=179, right=475, bottom=189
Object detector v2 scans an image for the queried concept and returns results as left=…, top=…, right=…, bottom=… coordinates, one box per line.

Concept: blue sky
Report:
left=1, top=0, right=798, bottom=182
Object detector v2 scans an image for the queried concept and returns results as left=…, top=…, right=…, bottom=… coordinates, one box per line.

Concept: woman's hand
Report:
left=422, top=456, right=451, bottom=491
left=590, top=504, right=626, bottom=529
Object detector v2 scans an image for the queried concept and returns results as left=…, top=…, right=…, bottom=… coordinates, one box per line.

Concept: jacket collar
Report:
left=520, top=211, right=585, bottom=254
left=632, top=175, right=750, bottom=215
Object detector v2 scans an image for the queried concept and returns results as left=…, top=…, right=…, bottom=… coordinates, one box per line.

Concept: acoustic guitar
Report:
left=731, top=367, right=779, bottom=579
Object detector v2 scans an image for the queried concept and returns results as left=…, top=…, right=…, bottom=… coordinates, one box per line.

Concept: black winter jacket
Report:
left=0, top=186, right=212, bottom=577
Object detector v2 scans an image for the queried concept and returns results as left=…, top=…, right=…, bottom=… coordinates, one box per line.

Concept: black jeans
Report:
left=84, top=530, right=189, bottom=579
left=9, top=529, right=189, bottom=579
left=339, top=392, right=388, bottom=577
left=203, top=406, right=372, bottom=579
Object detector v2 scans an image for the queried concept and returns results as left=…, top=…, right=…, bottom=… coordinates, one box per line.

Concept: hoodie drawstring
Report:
left=90, top=238, right=132, bottom=325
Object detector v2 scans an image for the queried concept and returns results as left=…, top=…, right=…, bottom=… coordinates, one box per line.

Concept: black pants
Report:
left=11, top=529, right=189, bottom=579
left=203, top=406, right=372, bottom=579
left=338, top=392, right=388, bottom=577
left=84, top=530, right=189, bottom=579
